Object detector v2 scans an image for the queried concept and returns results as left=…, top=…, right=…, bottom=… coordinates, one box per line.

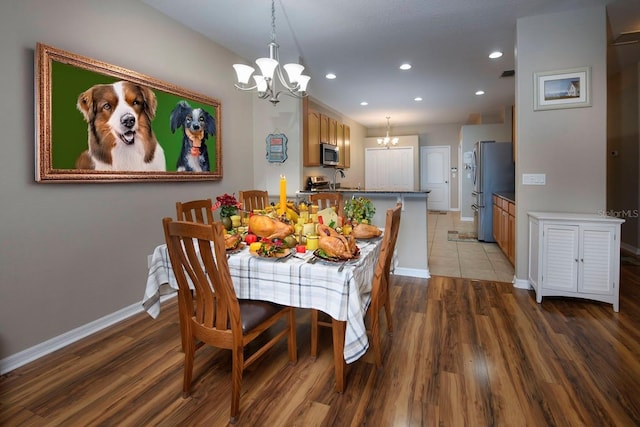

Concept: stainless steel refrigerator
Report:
left=471, top=141, right=515, bottom=242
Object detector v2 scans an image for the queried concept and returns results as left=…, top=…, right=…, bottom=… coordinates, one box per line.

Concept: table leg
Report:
left=331, top=318, right=346, bottom=392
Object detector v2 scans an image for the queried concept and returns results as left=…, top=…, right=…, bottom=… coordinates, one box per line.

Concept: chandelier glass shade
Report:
left=377, top=117, right=399, bottom=146
left=232, top=0, right=310, bottom=105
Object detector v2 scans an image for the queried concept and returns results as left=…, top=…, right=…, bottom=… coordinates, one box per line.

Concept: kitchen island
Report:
left=297, top=190, right=430, bottom=278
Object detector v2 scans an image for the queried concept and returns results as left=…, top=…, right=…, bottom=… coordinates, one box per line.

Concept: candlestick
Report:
left=279, top=175, right=287, bottom=216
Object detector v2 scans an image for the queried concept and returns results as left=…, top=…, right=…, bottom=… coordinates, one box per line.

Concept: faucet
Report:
left=331, top=168, right=345, bottom=190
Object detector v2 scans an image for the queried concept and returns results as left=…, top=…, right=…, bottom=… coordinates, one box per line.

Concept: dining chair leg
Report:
left=230, top=348, right=244, bottom=424
left=331, top=318, right=346, bottom=393
left=310, top=309, right=319, bottom=359
left=182, top=337, right=195, bottom=398
left=177, top=291, right=191, bottom=352
left=384, top=298, right=393, bottom=334
left=371, top=310, right=383, bottom=369
left=287, top=308, right=298, bottom=363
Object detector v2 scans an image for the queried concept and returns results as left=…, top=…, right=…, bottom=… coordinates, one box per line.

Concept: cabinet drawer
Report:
left=493, top=195, right=499, bottom=206
left=500, top=198, right=509, bottom=210
left=508, top=202, right=516, bottom=216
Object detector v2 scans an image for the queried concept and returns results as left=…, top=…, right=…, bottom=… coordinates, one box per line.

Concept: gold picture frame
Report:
left=35, top=43, right=222, bottom=183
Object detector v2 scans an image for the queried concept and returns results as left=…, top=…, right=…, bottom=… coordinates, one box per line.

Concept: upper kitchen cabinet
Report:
left=343, top=125, right=350, bottom=168
left=303, top=98, right=351, bottom=168
left=336, top=122, right=344, bottom=168
left=305, top=108, right=321, bottom=166
left=328, top=118, right=337, bottom=145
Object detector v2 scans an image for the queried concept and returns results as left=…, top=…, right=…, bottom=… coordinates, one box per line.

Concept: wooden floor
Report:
left=2, top=262, right=640, bottom=426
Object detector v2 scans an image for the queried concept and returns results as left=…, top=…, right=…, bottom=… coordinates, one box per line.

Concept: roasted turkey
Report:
left=351, top=223, right=382, bottom=239
left=248, top=214, right=294, bottom=240
left=224, top=233, right=242, bottom=250
left=317, top=224, right=358, bottom=259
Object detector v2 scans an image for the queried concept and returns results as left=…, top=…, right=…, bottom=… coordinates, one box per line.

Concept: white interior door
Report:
left=421, top=146, right=450, bottom=211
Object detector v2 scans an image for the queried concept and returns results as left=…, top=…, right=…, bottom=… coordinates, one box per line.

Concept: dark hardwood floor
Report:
left=2, top=262, right=639, bottom=426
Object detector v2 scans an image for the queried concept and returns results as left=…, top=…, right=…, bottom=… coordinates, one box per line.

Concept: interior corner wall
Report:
left=0, top=0, right=259, bottom=362
left=251, top=96, right=304, bottom=200
left=607, top=62, right=639, bottom=255
left=514, top=6, right=608, bottom=280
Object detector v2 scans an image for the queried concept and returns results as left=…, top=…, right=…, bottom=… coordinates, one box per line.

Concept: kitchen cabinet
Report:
left=493, top=194, right=515, bottom=265
left=305, top=108, right=321, bottom=166
left=328, top=118, right=337, bottom=145
left=343, top=125, right=350, bottom=168
left=336, top=122, right=344, bottom=168
left=303, top=98, right=350, bottom=167
left=528, top=212, right=624, bottom=312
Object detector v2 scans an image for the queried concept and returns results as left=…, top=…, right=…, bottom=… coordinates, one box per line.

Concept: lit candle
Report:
left=279, top=175, right=287, bottom=216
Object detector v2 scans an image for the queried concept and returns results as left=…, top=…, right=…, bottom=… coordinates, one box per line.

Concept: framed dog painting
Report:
left=35, top=43, right=222, bottom=182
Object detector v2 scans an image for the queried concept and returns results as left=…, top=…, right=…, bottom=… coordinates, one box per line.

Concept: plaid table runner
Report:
left=143, top=238, right=382, bottom=363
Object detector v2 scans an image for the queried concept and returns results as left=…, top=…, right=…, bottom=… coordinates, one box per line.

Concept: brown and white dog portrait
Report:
left=75, top=81, right=166, bottom=171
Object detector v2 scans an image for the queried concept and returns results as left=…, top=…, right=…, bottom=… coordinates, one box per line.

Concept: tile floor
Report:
left=428, top=211, right=515, bottom=282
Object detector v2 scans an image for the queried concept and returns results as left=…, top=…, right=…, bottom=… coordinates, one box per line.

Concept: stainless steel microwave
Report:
left=320, top=143, right=339, bottom=166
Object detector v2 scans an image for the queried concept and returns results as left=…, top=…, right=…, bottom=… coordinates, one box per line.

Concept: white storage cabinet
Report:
left=528, top=212, right=624, bottom=312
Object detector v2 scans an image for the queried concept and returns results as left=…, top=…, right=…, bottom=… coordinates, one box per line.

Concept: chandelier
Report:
left=377, top=117, right=399, bottom=146
left=232, top=0, right=310, bottom=106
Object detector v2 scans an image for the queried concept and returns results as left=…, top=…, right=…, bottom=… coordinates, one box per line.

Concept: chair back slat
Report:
left=163, top=218, right=240, bottom=336
left=371, top=203, right=402, bottom=311
left=176, top=198, right=214, bottom=224
left=309, top=192, right=343, bottom=216
left=239, top=190, right=269, bottom=213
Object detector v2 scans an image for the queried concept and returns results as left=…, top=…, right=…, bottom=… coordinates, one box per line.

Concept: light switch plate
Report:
left=522, top=173, right=546, bottom=185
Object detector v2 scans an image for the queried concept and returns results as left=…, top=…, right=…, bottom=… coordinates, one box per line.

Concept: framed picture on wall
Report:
left=35, top=43, right=222, bottom=183
left=533, top=66, right=591, bottom=111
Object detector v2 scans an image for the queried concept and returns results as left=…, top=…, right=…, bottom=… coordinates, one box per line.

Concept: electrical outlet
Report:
left=522, top=173, right=546, bottom=185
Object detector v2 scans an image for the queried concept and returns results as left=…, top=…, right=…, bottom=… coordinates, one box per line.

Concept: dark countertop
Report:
left=494, top=192, right=515, bottom=203
left=297, top=189, right=430, bottom=195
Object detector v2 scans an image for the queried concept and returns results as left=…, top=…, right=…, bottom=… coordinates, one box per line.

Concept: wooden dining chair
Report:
left=163, top=218, right=297, bottom=424
left=176, top=198, right=214, bottom=224
left=310, top=203, right=402, bottom=368
left=239, top=190, right=269, bottom=212
left=309, top=192, right=343, bottom=216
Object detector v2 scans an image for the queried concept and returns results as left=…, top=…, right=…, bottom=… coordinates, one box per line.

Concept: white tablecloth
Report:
left=143, top=238, right=382, bottom=364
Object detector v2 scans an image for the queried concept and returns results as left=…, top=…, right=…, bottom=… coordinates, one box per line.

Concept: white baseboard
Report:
left=460, top=216, right=474, bottom=222
left=513, top=277, right=532, bottom=290
left=395, top=267, right=430, bottom=279
left=0, top=294, right=175, bottom=375
left=621, top=242, right=640, bottom=256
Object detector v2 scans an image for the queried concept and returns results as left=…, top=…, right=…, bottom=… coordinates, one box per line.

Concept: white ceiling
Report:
left=142, top=0, right=639, bottom=129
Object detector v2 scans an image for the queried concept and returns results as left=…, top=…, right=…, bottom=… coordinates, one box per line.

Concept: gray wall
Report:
left=0, top=0, right=260, bottom=359
left=515, top=6, right=608, bottom=281
left=607, top=62, right=639, bottom=254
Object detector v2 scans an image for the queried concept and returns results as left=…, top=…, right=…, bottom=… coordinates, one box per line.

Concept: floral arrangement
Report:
left=212, top=193, right=242, bottom=217
left=344, top=196, right=375, bottom=223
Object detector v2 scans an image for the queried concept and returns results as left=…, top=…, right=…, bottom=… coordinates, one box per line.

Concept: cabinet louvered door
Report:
left=542, top=224, right=579, bottom=292
left=579, top=227, right=615, bottom=295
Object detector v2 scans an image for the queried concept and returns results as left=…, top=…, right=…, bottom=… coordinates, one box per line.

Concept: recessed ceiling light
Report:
left=489, top=51, right=503, bottom=59
left=399, top=63, right=412, bottom=70
left=475, top=90, right=485, bottom=95
left=414, top=97, right=423, bottom=102
left=325, top=73, right=337, bottom=79
left=360, top=101, right=368, bottom=106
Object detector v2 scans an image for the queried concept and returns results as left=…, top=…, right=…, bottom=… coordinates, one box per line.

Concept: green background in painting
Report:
left=50, top=61, right=218, bottom=172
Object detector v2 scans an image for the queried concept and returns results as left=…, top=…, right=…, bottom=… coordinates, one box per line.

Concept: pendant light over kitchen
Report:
left=377, top=116, right=399, bottom=147
left=232, top=0, right=310, bottom=106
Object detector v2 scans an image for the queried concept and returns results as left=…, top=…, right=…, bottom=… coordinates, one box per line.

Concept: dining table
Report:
left=143, top=235, right=383, bottom=392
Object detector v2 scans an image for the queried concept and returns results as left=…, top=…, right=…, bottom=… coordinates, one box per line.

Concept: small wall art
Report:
left=534, top=66, right=591, bottom=111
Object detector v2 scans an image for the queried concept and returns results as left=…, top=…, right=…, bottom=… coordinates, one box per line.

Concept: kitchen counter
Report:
left=494, top=191, right=515, bottom=203
left=296, top=190, right=430, bottom=278
left=298, top=189, right=430, bottom=195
